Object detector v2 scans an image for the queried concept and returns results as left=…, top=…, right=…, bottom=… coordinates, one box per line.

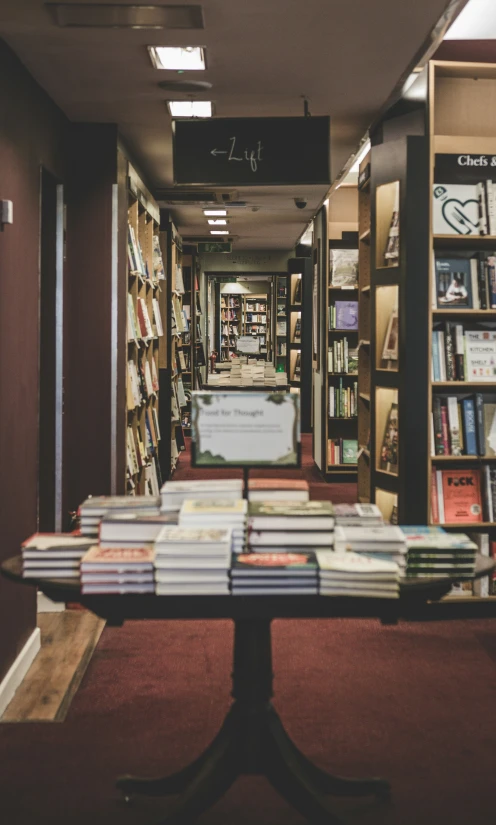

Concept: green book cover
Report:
left=342, top=439, right=358, bottom=464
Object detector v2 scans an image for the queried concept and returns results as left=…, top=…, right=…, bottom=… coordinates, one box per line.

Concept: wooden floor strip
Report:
left=1, top=611, right=105, bottom=723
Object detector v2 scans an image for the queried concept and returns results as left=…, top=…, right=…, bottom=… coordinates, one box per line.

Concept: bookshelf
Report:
left=275, top=274, right=289, bottom=374
left=243, top=293, right=270, bottom=357
left=367, top=59, right=496, bottom=597
left=358, top=152, right=371, bottom=501
left=326, top=239, right=359, bottom=476
left=288, top=257, right=312, bottom=432
left=289, top=270, right=303, bottom=386
left=220, top=292, right=242, bottom=360
left=126, top=178, right=164, bottom=496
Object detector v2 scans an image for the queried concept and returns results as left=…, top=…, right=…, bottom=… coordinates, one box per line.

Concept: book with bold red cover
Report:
left=137, top=300, right=149, bottom=338
left=441, top=469, right=483, bottom=523
left=248, top=479, right=309, bottom=491
left=431, top=470, right=439, bottom=524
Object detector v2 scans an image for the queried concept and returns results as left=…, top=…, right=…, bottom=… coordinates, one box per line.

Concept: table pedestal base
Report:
left=116, top=619, right=390, bottom=824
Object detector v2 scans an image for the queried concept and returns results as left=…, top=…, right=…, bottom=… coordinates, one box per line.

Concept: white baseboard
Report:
left=37, top=591, right=65, bottom=613
left=0, top=628, right=41, bottom=717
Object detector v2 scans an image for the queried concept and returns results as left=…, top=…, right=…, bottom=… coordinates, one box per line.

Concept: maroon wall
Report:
left=0, top=40, right=69, bottom=681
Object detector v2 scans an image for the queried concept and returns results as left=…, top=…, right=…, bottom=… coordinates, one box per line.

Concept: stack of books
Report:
left=247, top=501, right=334, bottom=552
left=275, top=372, right=288, bottom=386
left=154, top=527, right=232, bottom=595
left=21, top=534, right=92, bottom=579
left=247, top=478, right=309, bottom=502
left=160, top=479, right=243, bottom=512
left=79, top=495, right=161, bottom=538
left=401, top=527, right=477, bottom=579
left=179, top=499, right=247, bottom=553
left=99, top=512, right=178, bottom=548
left=80, top=546, right=155, bottom=594
left=231, top=551, right=319, bottom=595
left=333, top=503, right=383, bottom=527
left=264, top=364, right=277, bottom=387
left=317, top=551, right=400, bottom=598
left=334, top=524, right=407, bottom=570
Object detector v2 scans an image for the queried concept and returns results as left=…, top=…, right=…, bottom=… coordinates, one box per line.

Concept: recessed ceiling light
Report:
left=203, top=209, right=227, bottom=216
left=210, top=230, right=229, bottom=235
left=207, top=219, right=227, bottom=225
left=168, top=101, right=212, bottom=118
left=149, top=46, right=205, bottom=70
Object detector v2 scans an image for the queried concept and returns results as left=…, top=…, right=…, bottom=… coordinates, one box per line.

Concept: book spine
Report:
left=438, top=331, right=446, bottom=381
left=488, top=255, right=496, bottom=308
left=475, top=393, right=486, bottom=455
left=433, top=396, right=445, bottom=455
left=470, top=258, right=480, bottom=309
left=440, top=403, right=450, bottom=455
left=447, top=396, right=462, bottom=455
left=444, top=322, right=454, bottom=381
left=431, top=469, right=439, bottom=524
left=454, top=324, right=465, bottom=381
left=488, top=180, right=496, bottom=235
left=491, top=467, right=496, bottom=523
left=461, top=397, right=477, bottom=455
left=432, top=331, right=440, bottom=382
left=478, top=255, right=488, bottom=309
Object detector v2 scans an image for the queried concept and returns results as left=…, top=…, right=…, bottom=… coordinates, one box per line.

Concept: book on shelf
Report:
left=384, top=189, right=400, bottom=265
left=435, top=258, right=473, bottom=308
left=380, top=403, right=398, bottom=473
left=432, top=325, right=496, bottom=382
left=328, top=438, right=357, bottom=466
left=152, top=298, right=164, bottom=337
left=330, top=248, right=358, bottom=288
left=175, top=265, right=185, bottom=293
left=381, top=309, right=399, bottom=361
left=329, top=380, right=357, bottom=418
left=432, top=183, right=480, bottom=236
left=293, top=277, right=302, bottom=304
left=127, top=294, right=139, bottom=342
left=329, top=301, right=358, bottom=330
left=292, top=318, right=301, bottom=342
left=291, top=351, right=301, bottom=381
left=152, top=235, right=165, bottom=281
left=431, top=468, right=484, bottom=524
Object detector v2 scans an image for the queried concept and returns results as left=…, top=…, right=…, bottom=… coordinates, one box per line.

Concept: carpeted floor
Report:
left=1, top=437, right=495, bottom=825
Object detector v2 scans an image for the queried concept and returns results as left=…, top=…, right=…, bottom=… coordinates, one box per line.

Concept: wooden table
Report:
left=2, top=554, right=494, bottom=825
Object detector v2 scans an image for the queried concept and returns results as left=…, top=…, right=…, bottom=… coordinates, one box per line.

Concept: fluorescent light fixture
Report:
left=350, top=139, right=371, bottom=174
left=203, top=209, right=227, bottom=216
left=168, top=100, right=212, bottom=118
left=220, top=282, right=250, bottom=294
left=444, top=0, right=496, bottom=39
left=210, top=230, right=229, bottom=235
left=149, top=46, right=205, bottom=70
left=207, top=219, right=227, bottom=225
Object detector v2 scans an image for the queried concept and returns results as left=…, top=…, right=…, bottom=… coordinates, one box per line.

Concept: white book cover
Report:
left=162, top=479, right=243, bottom=494
left=436, top=470, right=445, bottom=524
left=337, top=524, right=406, bottom=547
left=316, top=551, right=398, bottom=575
left=465, top=330, right=496, bottom=380
left=432, top=183, right=480, bottom=236
left=470, top=259, right=480, bottom=309
left=447, top=396, right=462, bottom=456
left=438, top=331, right=446, bottom=381
left=153, top=298, right=164, bottom=337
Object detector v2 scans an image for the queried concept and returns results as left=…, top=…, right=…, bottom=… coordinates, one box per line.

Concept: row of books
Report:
left=328, top=301, right=358, bottom=331
left=327, top=438, right=358, bottom=466
left=434, top=255, right=496, bottom=310
left=221, top=323, right=239, bottom=336
left=329, top=381, right=358, bottom=418
left=171, top=294, right=189, bottom=335
left=277, top=342, right=287, bottom=356
left=246, top=325, right=266, bottom=335
left=221, top=336, right=238, bottom=348
left=328, top=340, right=358, bottom=375
left=221, top=309, right=240, bottom=322
left=127, top=225, right=165, bottom=284
left=221, top=297, right=241, bottom=308
left=246, top=302, right=266, bottom=312
left=432, top=325, right=496, bottom=382
left=245, top=313, right=266, bottom=323
left=431, top=467, right=496, bottom=524
left=127, top=420, right=161, bottom=487
left=127, top=358, right=158, bottom=409
left=432, top=394, right=496, bottom=456
left=127, top=294, right=163, bottom=342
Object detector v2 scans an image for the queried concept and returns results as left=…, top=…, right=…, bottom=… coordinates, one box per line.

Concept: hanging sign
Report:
left=173, top=117, right=330, bottom=186
left=435, top=153, right=496, bottom=183
left=236, top=335, right=260, bottom=354
left=191, top=392, right=300, bottom=467
left=198, top=242, right=232, bottom=253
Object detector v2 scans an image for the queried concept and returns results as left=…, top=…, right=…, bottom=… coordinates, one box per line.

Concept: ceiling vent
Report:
left=45, top=4, right=204, bottom=29
left=156, top=190, right=240, bottom=206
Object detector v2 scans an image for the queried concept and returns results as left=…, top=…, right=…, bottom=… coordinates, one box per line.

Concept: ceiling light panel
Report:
left=150, top=46, right=206, bottom=70
left=168, top=101, right=212, bottom=118
left=207, top=219, right=227, bottom=225
left=46, top=4, right=205, bottom=29
left=203, top=209, right=227, bottom=216
left=210, top=230, right=229, bottom=235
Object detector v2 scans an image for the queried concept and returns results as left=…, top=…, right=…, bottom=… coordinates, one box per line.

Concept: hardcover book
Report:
left=465, top=331, right=496, bottom=380
left=432, top=183, right=480, bottom=235
left=335, top=301, right=358, bottom=330
left=441, top=470, right=483, bottom=523
left=329, top=249, right=358, bottom=287
left=380, top=403, right=398, bottom=472
left=435, top=258, right=473, bottom=308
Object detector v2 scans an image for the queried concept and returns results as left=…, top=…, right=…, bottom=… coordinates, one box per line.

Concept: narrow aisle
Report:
left=173, top=433, right=358, bottom=503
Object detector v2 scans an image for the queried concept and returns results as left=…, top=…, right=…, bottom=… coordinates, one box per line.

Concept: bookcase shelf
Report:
left=357, top=151, right=371, bottom=500
left=275, top=274, right=289, bottom=374
left=365, top=60, right=496, bottom=598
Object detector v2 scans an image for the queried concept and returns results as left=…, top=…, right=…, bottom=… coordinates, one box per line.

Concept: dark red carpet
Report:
left=1, top=437, right=495, bottom=825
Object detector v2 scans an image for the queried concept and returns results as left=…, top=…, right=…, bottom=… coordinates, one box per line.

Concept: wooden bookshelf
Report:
left=366, top=59, right=496, bottom=598
left=126, top=173, right=164, bottom=496
left=358, top=155, right=371, bottom=501
left=275, top=274, right=289, bottom=375
left=243, top=293, right=270, bottom=357
left=326, top=237, right=359, bottom=477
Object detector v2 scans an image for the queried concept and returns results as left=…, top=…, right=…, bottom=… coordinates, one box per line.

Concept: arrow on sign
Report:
left=211, top=148, right=227, bottom=156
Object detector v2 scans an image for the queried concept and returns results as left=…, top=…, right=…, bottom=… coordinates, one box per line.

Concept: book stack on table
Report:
left=21, top=534, right=93, bottom=579
left=333, top=503, right=383, bottom=527
left=179, top=499, right=247, bottom=554
left=79, top=495, right=161, bottom=539
left=247, top=501, right=335, bottom=553
left=334, top=524, right=407, bottom=572
left=160, top=480, right=243, bottom=512
left=99, top=512, right=178, bottom=549
left=80, top=546, right=155, bottom=594
left=231, top=552, right=319, bottom=596
left=317, top=551, right=400, bottom=599
left=247, top=479, right=309, bottom=503
left=154, top=527, right=232, bottom=595
left=400, top=527, right=477, bottom=580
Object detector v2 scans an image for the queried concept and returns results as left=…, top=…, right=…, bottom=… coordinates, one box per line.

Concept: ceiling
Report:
left=0, top=0, right=461, bottom=250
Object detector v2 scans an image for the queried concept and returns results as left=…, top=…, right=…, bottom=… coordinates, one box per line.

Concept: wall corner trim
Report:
left=0, top=627, right=41, bottom=717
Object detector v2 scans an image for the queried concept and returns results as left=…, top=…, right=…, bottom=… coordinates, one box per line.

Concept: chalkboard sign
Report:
left=435, top=153, right=496, bottom=183
left=173, top=117, right=330, bottom=186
